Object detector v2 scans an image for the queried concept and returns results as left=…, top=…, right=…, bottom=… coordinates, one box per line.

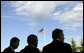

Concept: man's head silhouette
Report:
left=27, top=34, right=38, bottom=47
left=52, top=28, right=65, bottom=42
left=10, top=37, right=20, bottom=49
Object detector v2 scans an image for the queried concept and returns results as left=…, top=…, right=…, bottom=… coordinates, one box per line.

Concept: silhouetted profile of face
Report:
left=27, top=34, right=38, bottom=47
left=10, top=37, right=20, bottom=49
left=12, top=41, right=19, bottom=49
left=52, top=29, right=65, bottom=42
left=60, top=32, right=65, bottom=42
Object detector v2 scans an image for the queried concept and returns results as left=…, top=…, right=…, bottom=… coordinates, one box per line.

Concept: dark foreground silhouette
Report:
left=3, top=37, right=20, bottom=53
left=3, top=28, right=72, bottom=53
left=20, top=34, right=40, bottom=53
left=43, top=29, right=72, bottom=53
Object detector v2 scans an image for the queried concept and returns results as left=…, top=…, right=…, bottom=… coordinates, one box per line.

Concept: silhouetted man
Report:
left=3, top=37, right=20, bottom=53
left=43, top=29, right=72, bottom=53
left=20, top=34, right=40, bottom=53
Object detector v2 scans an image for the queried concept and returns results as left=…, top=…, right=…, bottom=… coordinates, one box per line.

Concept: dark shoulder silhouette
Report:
left=20, top=45, right=40, bottom=53
left=3, top=46, right=14, bottom=53
left=43, top=40, right=72, bottom=53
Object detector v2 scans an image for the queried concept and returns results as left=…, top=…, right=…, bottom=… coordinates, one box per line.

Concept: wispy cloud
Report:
left=1, top=16, right=12, bottom=18
left=10, top=1, right=66, bottom=27
left=53, top=2, right=83, bottom=30
left=1, top=16, right=19, bottom=19
left=7, top=1, right=83, bottom=29
left=27, top=22, right=36, bottom=27
left=10, top=1, right=71, bottom=20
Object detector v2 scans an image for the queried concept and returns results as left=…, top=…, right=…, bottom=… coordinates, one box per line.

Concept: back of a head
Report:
left=27, top=34, right=38, bottom=45
left=52, top=28, right=63, bottom=40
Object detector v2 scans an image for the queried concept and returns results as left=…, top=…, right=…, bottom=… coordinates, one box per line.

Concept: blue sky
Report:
left=1, top=1, right=83, bottom=52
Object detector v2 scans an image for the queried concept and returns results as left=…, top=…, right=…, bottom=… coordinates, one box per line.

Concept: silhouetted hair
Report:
left=52, top=28, right=63, bottom=40
left=10, top=37, right=20, bottom=45
left=27, top=34, right=37, bottom=44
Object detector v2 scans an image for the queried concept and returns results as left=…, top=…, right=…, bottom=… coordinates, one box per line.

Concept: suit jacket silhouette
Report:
left=20, top=45, right=40, bottom=53
left=43, top=40, right=72, bottom=53
left=3, top=46, right=15, bottom=53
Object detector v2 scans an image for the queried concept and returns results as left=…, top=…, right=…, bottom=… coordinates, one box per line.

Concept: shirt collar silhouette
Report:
left=10, top=46, right=14, bottom=52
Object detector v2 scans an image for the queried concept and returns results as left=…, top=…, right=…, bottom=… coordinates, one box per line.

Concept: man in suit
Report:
left=20, top=34, right=40, bottom=53
left=3, top=37, right=20, bottom=53
left=43, top=28, right=72, bottom=53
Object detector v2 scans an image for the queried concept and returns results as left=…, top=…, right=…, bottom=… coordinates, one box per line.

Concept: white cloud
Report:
left=10, top=1, right=68, bottom=27
left=10, top=1, right=83, bottom=29
left=73, top=3, right=83, bottom=11
left=63, top=27, right=77, bottom=30
left=10, top=1, right=69, bottom=21
left=53, top=2, right=83, bottom=30
left=53, top=11, right=61, bottom=16
left=27, top=22, right=36, bottom=27
left=20, top=18, right=32, bottom=22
